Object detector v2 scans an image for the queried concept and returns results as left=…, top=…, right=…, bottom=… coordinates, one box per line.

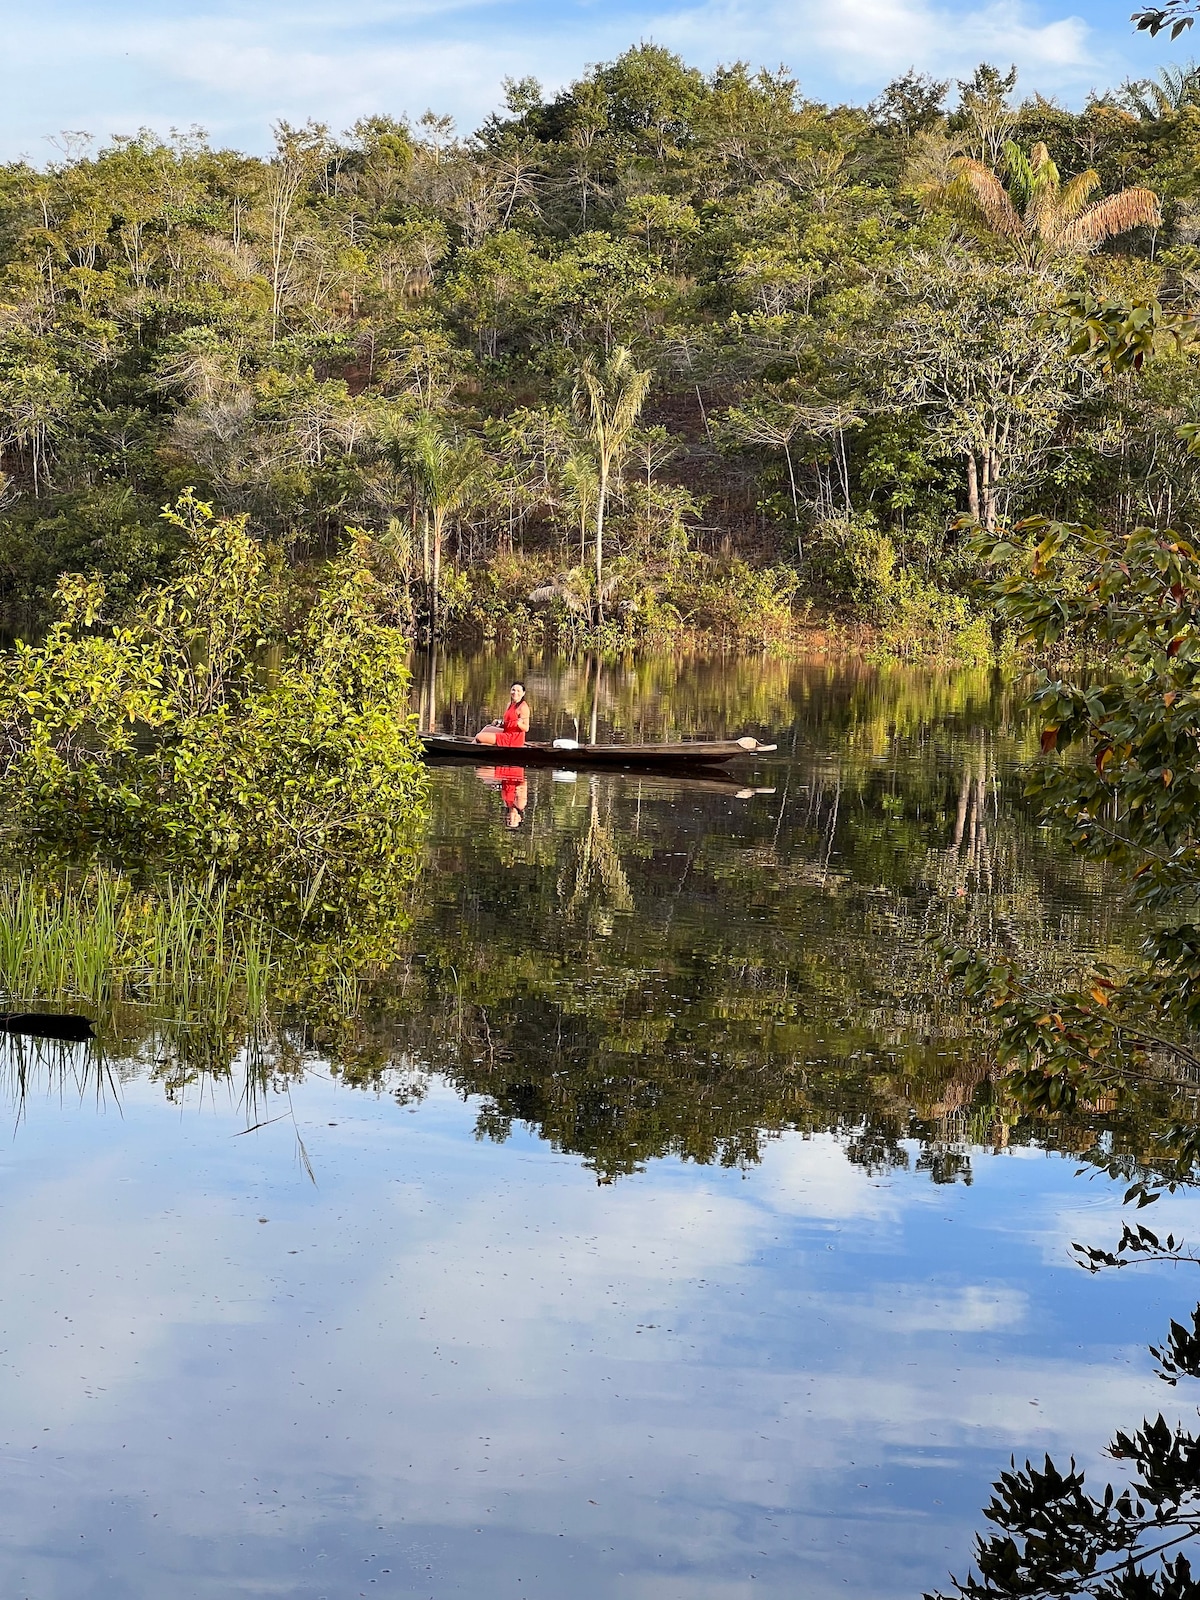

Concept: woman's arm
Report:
left=517, top=703, right=531, bottom=731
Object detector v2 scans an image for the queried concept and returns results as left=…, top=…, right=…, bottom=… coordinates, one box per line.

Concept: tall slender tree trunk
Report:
left=426, top=643, right=437, bottom=733
left=986, top=448, right=1000, bottom=533
left=783, top=442, right=799, bottom=519
left=978, top=449, right=999, bottom=534
left=837, top=430, right=851, bottom=512
left=595, top=462, right=608, bottom=624
left=431, top=510, right=444, bottom=640
left=966, top=454, right=980, bottom=522
left=269, top=198, right=291, bottom=347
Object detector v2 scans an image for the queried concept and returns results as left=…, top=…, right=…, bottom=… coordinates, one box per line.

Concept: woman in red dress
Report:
left=474, top=682, right=530, bottom=747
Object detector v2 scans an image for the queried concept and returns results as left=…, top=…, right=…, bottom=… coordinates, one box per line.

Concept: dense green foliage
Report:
left=939, top=516, right=1200, bottom=1154
left=931, top=496, right=1200, bottom=1600
left=4, top=52, right=1200, bottom=651
left=0, top=491, right=428, bottom=945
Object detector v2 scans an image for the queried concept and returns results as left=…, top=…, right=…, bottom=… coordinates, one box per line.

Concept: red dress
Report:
left=495, top=702, right=526, bottom=748
left=496, top=766, right=526, bottom=809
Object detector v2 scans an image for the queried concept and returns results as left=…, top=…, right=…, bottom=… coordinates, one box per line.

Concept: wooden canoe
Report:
left=420, top=734, right=777, bottom=768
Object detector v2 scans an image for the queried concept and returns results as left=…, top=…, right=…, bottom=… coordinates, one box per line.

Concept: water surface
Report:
left=0, top=654, right=1194, bottom=1600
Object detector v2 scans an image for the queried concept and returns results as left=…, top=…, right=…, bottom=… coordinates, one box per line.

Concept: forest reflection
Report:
left=391, top=652, right=1161, bottom=1181
left=3, top=654, right=1191, bottom=1190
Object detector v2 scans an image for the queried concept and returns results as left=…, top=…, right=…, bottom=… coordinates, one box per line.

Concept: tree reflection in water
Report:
left=395, top=654, right=1159, bottom=1181
left=2, top=655, right=1190, bottom=1189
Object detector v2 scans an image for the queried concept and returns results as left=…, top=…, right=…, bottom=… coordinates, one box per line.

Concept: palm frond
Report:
left=946, top=159, right=1025, bottom=241
left=573, top=347, right=652, bottom=449
left=1122, top=63, right=1200, bottom=117
left=1002, top=141, right=1038, bottom=214
left=1053, top=169, right=1101, bottom=228
left=1158, top=62, right=1200, bottom=109
left=1060, top=187, right=1162, bottom=248
left=1163, top=63, right=1188, bottom=105
left=1027, top=161, right=1070, bottom=238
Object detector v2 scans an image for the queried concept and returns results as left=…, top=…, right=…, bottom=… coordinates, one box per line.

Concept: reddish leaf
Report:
left=1041, top=728, right=1059, bottom=753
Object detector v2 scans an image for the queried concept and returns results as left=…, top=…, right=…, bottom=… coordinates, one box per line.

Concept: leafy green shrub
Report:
left=807, top=512, right=897, bottom=608
left=422, top=544, right=801, bottom=652
left=669, top=556, right=799, bottom=650
left=876, top=573, right=993, bottom=663
left=0, top=493, right=427, bottom=931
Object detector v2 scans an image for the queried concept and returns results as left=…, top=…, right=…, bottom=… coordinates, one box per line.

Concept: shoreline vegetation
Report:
left=0, top=50, right=1194, bottom=661
left=0, top=493, right=430, bottom=1010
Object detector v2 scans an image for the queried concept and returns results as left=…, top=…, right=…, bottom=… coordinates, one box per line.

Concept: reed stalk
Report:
left=0, top=870, right=274, bottom=1036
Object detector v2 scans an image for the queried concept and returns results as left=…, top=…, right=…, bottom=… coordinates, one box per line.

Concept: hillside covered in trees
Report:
left=0, top=47, right=1196, bottom=653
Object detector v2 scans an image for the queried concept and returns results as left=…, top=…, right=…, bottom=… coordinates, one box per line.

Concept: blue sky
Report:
left=2, top=0, right=1195, bottom=160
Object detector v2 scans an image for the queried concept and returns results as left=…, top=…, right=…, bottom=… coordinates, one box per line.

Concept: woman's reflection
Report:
left=476, top=765, right=528, bottom=829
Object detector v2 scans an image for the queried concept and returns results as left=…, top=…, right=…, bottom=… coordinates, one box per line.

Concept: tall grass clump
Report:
left=0, top=870, right=273, bottom=1051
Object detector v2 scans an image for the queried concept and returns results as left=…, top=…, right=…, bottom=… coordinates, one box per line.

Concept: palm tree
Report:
left=560, top=445, right=600, bottom=568
left=571, top=346, right=652, bottom=621
left=933, top=141, right=1161, bottom=267
left=1122, top=62, right=1200, bottom=118
left=401, top=415, right=484, bottom=640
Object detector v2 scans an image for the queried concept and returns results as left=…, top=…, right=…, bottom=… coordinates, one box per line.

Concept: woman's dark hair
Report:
left=510, top=681, right=525, bottom=693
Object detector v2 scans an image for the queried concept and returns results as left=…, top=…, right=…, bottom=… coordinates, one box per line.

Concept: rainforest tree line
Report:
left=1, top=46, right=1199, bottom=652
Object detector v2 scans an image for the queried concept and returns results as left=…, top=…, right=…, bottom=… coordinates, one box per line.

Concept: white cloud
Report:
left=652, top=0, right=1095, bottom=92
left=0, top=0, right=1161, bottom=160
left=754, top=1132, right=905, bottom=1222
left=866, top=1281, right=1029, bottom=1331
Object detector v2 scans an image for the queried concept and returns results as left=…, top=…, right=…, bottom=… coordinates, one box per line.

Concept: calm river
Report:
left=0, top=652, right=1196, bottom=1600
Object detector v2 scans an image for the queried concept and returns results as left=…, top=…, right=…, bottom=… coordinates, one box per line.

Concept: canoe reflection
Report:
left=475, top=764, right=528, bottom=829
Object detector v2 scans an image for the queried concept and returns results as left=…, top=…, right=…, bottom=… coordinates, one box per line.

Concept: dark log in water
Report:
left=0, top=1012, right=95, bottom=1041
